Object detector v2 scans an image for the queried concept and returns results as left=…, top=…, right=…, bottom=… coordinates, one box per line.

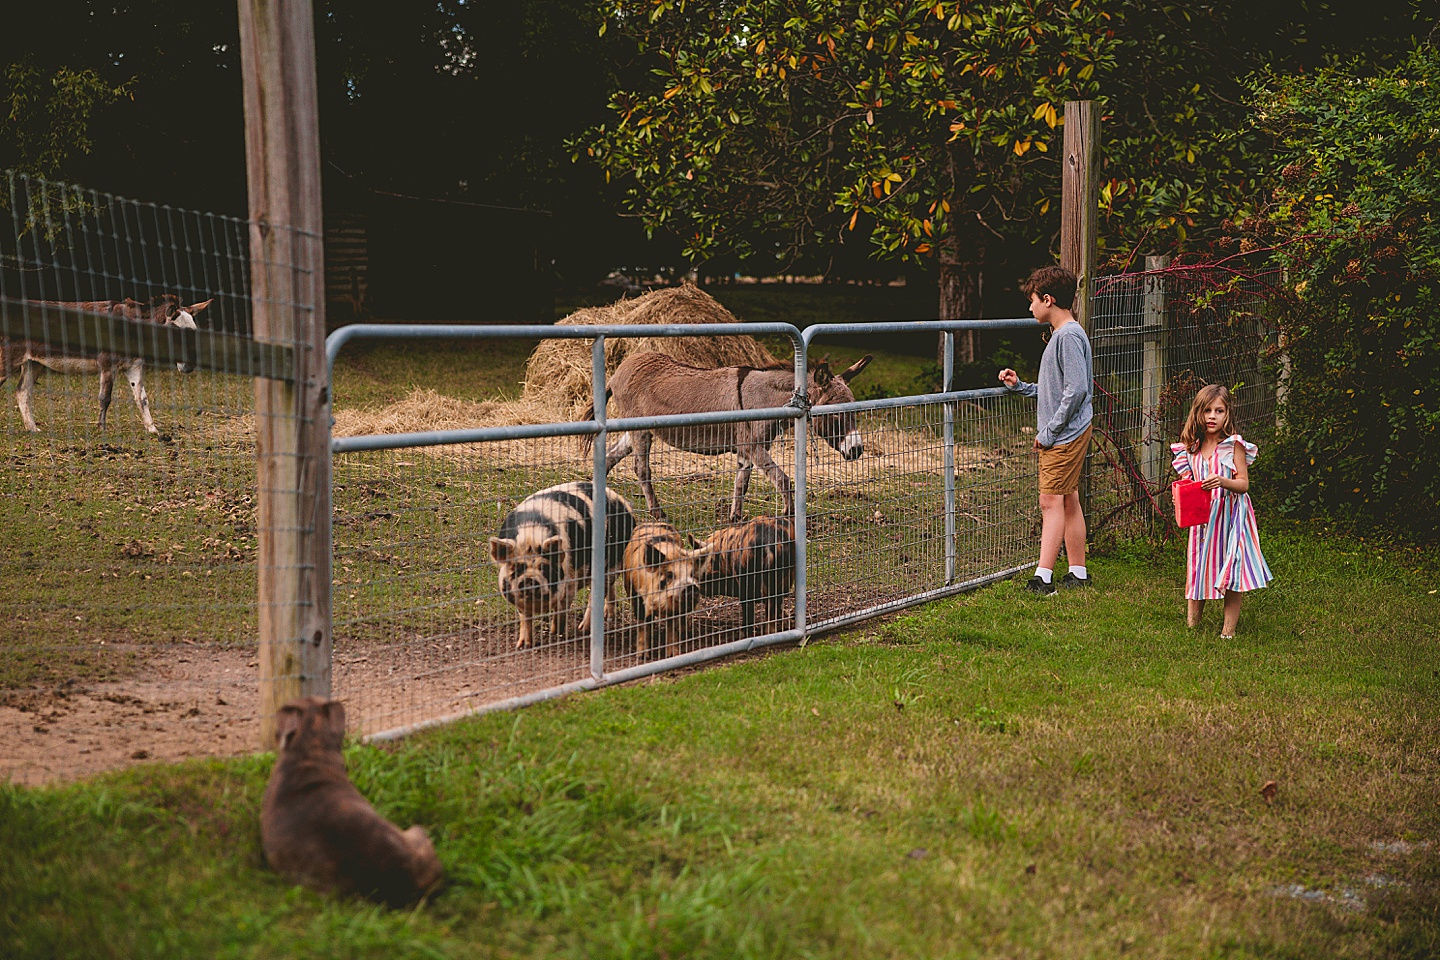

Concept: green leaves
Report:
left=1251, top=47, right=1440, bottom=538
left=2, top=58, right=133, bottom=180
left=584, top=0, right=1121, bottom=270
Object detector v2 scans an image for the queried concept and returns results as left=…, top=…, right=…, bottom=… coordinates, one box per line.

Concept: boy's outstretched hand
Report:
left=998, top=368, right=1019, bottom=388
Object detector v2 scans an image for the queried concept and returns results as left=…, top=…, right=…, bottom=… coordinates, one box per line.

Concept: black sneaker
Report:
left=1025, top=575, right=1057, bottom=596
left=1058, top=572, right=1092, bottom=589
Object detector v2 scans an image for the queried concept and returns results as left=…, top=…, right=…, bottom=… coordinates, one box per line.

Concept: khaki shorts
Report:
left=1038, top=423, right=1092, bottom=496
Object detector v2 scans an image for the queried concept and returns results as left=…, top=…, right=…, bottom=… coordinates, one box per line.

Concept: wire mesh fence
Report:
left=324, top=321, right=1051, bottom=739
left=1085, top=263, right=1282, bottom=543
left=0, top=170, right=305, bottom=783
left=804, top=392, right=1039, bottom=631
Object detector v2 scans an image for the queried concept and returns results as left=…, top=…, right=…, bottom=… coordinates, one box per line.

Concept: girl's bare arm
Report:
left=1229, top=441, right=1250, bottom=492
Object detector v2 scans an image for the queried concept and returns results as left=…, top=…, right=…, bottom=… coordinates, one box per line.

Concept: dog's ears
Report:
left=275, top=702, right=306, bottom=750
left=322, top=699, right=347, bottom=739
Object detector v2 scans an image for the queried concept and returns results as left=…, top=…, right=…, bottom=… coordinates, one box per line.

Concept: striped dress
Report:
left=1170, top=435, right=1273, bottom=600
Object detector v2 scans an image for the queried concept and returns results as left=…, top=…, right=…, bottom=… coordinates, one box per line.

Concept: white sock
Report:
left=1035, top=567, right=1053, bottom=584
left=1069, top=565, right=1088, bottom=580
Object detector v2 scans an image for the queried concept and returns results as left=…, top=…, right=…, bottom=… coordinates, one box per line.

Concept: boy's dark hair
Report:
left=1022, top=265, right=1078, bottom=309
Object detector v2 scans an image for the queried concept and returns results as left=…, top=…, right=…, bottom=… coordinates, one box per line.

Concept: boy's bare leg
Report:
left=1062, top=491, right=1086, bottom=568
left=1187, top=599, right=1204, bottom=628
left=1038, top=493, right=1067, bottom=571
left=1221, top=591, right=1242, bottom=636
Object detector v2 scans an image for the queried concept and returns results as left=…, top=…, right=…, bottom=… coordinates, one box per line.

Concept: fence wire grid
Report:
left=0, top=170, right=308, bottom=784
left=1085, top=265, right=1282, bottom=543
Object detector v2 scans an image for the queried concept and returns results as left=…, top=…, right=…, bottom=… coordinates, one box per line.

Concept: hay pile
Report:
left=332, top=390, right=508, bottom=439
left=521, top=284, right=781, bottom=420
left=334, top=284, right=781, bottom=440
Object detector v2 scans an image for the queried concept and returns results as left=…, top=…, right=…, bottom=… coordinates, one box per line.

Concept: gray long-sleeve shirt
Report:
left=1005, top=320, right=1093, bottom=447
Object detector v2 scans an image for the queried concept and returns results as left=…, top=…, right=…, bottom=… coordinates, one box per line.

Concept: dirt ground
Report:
left=2, top=594, right=847, bottom=788
left=1, top=646, right=260, bottom=787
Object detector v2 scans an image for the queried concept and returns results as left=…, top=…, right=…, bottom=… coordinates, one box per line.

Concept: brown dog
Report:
left=261, top=697, right=442, bottom=906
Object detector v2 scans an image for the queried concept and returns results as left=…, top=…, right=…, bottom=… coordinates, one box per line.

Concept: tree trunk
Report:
left=937, top=230, right=983, bottom=366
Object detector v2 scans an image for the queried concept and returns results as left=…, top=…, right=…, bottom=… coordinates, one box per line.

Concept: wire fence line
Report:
left=1, top=170, right=1281, bottom=779
left=1084, top=262, right=1282, bottom=543
left=0, top=170, right=306, bottom=783
left=325, top=318, right=1038, bottom=740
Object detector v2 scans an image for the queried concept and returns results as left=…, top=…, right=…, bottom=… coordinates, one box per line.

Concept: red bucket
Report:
left=1172, top=479, right=1213, bottom=528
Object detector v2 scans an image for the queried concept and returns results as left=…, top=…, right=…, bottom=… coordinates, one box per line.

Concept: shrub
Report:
left=1249, top=47, right=1440, bottom=539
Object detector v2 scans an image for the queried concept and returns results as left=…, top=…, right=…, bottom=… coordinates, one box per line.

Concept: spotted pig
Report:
left=698, top=516, right=796, bottom=635
left=489, top=481, right=636, bottom=649
left=622, top=520, right=715, bottom=661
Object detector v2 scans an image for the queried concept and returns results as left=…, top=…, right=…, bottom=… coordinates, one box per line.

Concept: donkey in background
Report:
left=1, top=294, right=211, bottom=434
left=583, top=351, right=872, bottom=521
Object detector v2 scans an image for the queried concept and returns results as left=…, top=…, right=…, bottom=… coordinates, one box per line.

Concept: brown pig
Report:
left=261, top=696, right=443, bottom=907
left=622, top=520, right=715, bottom=660
left=698, top=515, right=796, bottom=635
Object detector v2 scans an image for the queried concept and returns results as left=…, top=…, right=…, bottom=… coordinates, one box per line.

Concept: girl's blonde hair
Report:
left=1180, top=384, right=1235, bottom=453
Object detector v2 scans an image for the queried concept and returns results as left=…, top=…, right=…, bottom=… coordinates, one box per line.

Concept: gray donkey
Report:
left=583, top=351, right=871, bottom=521
left=1, top=295, right=210, bottom=434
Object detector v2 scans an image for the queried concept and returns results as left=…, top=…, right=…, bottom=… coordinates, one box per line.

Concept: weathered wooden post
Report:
left=1141, top=255, right=1170, bottom=490
left=1061, top=101, right=1099, bottom=514
left=239, top=0, right=333, bottom=748
left=1061, top=101, right=1098, bottom=332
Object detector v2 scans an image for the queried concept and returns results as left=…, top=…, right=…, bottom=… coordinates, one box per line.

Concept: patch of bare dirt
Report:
left=1, top=645, right=258, bottom=787
left=2, top=576, right=970, bottom=788
left=2, top=597, right=807, bottom=786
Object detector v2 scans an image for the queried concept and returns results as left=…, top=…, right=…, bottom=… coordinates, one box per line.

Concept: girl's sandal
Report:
left=1219, top=633, right=1235, bottom=639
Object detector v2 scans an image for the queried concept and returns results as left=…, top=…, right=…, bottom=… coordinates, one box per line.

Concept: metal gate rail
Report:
left=325, top=318, right=1045, bottom=742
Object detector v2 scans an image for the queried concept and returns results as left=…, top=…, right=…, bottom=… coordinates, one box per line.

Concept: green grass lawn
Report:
left=4, top=525, right=1438, bottom=958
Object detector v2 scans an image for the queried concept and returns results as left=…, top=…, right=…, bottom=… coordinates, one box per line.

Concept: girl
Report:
left=1171, top=384, right=1273, bottom=637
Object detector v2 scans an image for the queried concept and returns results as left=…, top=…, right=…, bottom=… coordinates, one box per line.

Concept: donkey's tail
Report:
left=578, top=387, right=614, bottom=456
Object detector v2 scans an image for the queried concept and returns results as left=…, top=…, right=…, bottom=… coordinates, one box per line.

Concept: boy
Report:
left=998, top=265, right=1093, bottom=595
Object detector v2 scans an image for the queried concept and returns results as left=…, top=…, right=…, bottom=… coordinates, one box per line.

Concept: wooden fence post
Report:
left=1061, top=101, right=1099, bottom=332
left=1142, top=255, right=1170, bottom=488
left=239, top=0, right=333, bottom=749
left=1062, top=100, right=1099, bottom=517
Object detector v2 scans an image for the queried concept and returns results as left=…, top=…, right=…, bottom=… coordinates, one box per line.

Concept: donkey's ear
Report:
left=186, top=299, right=213, bottom=315
left=813, top=358, right=833, bottom=387
left=840, top=354, right=873, bottom=383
